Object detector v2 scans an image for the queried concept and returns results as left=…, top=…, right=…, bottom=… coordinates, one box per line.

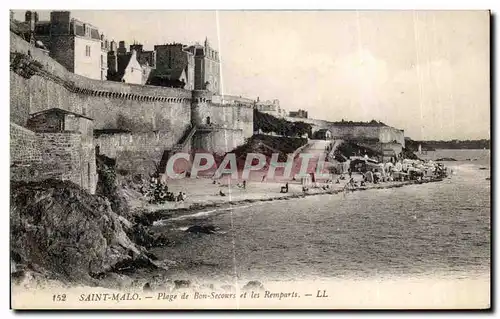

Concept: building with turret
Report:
left=191, top=38, right=221, bottom=94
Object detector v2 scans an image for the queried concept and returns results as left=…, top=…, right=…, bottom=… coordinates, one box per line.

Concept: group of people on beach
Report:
left=143, top=175, right=188, bottom=203
left=341, top=157, right=448, bottom=191
left=207, top=154, right=449, bottom=198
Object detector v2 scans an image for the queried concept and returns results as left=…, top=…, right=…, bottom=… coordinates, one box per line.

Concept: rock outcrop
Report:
left=10, top=179, right=146, bottom=285
left=186, top=225, right=218, bottom=234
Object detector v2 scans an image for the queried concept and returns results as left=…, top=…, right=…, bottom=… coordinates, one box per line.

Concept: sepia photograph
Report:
left=8, top=8, right=491, bottom=310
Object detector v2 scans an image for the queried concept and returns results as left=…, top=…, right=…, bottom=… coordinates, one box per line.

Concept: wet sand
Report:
left=130, top=174, right=445, bottom=223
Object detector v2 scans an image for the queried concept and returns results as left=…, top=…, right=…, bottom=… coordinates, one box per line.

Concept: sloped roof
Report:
left=163, top=68, right=185, bottom=81
left=316, top=128, right=331, bottom=133
left=109, top=50, right=143, bottom=81
left=155, top=68, right=186, bottom=81
left=169, top=68, right=186, bottom=80
left=114, top=54, right=132, bottom=80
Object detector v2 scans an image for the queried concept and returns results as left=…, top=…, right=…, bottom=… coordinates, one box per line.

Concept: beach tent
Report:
left=365, top=171, right=374, bottom=183
left=394, top=162, right=403, bottom=172
left=350, top=159, right=368, bottom=172
left=384, top=162, right=394, bottom=172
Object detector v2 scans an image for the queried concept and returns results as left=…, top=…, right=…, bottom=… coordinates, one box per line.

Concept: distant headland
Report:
left=405, top=138, right=490, bottom=151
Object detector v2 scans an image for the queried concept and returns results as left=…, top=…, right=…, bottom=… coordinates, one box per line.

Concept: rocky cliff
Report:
left=10, top=179, right=147, bottom=286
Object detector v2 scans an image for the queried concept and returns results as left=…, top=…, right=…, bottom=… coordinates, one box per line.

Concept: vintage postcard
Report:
left=9, top=9, right=490, bottom=310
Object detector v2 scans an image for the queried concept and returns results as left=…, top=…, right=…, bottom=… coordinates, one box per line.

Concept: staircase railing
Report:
left=173, top=125, right=197, bottom=152
left=158, top=125, right=197, bottom=174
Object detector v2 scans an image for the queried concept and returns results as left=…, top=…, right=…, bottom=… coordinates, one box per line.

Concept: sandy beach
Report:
left=126, top=172, right=445, bottom=223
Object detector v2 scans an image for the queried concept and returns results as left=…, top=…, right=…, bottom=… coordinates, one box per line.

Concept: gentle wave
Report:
left=153, top=150, right=490, bottom=283
left=154, top=204, right=259, bottom=226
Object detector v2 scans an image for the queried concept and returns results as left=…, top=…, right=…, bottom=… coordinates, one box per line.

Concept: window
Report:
left=84, top=25, right=91, bottom=37
left=87, top=163, right=91, bottom=189
left=85, top=45, right=91, bottom=57
left=100, top=55, right=103, bottom=67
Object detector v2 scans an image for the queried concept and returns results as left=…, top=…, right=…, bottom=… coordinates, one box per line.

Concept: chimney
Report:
left=130, top=44, right=143, bottom=53
left=117, top=41, right=127, bottom=55
left=110, top=40, right=117, bottom=52
left=108, top=50, right=118, bottom=74
left=25, top=11, right=35, bottom=31
left=50, top=11, right=71, bottom=35
left=25, top=10, right=32, bottom=22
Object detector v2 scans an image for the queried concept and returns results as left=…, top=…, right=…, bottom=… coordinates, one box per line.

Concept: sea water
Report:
left=153, top=149, right=490, bottom=283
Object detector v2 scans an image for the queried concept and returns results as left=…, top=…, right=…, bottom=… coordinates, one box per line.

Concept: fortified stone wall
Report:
left=38, top=132, right=96, bottom=194
left=11, top=63, right=192, bottom=137
left=192, top=128, right=244, bottom=154
left=284, top=116, right=330, bottom=133
left=209, top=102, right=253, bottom=140
left=10, top=123, right=42, bottom=166
left=11, top=32, right=70, bottom=78
left=37, top=132, right=81, bottom=183
left=285, top=115, right=405, bottom=148
left=328, top=125, right=381, bottom=140
left=379, top=126, right=405, bottom=147
left=191, top=91, right=253, bottom=153
left=95, top=130, right=178, bottom=175
left=329, top=125, right=405, bottom=148
left=191, top=90, right=212, bottom=126
left=10, top=68, right=85, bottom=126
left=11, top=32, right=192, bottom=138
left=192, top=91, right=253, bottom=137
left=382, top=142, right=403, bottom=157
left=10, top=123, right=96, bottom=194
left=83, top=94, right=191, bottom=135
left=95, top=131, right=176, bottom=158
left=11, top=32, right=255, bottom=179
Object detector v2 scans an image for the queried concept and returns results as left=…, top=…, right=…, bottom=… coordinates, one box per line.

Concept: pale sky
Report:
left=13, top=10, right=490, bottom=140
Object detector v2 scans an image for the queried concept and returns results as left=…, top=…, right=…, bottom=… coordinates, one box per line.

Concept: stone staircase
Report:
left=327, top=139, right=343, bottom=162
left=158, top=125, right=197, bottom=174
left=175, top=125, right=197, bottom=152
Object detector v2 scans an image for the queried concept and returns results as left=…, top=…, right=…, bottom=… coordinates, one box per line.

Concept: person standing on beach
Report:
left=348, top=167, right=352, bottom=179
